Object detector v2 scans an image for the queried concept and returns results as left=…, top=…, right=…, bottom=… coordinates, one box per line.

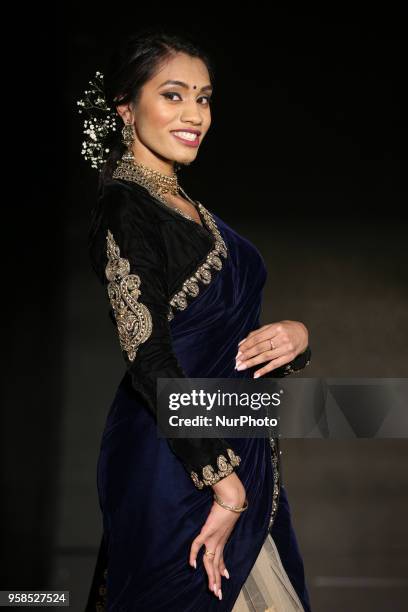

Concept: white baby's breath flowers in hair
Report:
left=76, top=71, right=118, bottom=170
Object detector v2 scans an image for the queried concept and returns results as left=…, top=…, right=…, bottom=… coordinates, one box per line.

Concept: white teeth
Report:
left=172, top=131, right=198, bottom=141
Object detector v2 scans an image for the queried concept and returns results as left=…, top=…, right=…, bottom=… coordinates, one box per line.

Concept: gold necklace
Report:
left=125, top=159, right=179, bottom=195
left=112, top=159, right=197, bottom=222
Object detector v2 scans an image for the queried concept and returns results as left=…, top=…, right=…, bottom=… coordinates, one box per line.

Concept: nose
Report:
left=180, top=99, right=203, bottom=125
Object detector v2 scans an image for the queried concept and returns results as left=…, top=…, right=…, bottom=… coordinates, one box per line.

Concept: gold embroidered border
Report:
left=167, top=202, right=228, bottom=321
left=190, top=448, right=241, bottom=489
left=95, top=567, right=107, bottom=611
left=268, top=438, right=281, bottom=530
left=283, top=357, right=311, bottom=375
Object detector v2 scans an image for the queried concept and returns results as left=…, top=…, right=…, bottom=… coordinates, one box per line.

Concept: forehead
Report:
left=147, top=52, right=210, bottom=88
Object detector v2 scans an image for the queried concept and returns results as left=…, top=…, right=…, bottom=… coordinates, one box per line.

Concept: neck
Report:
left=131, top=146, right=174, bottom=177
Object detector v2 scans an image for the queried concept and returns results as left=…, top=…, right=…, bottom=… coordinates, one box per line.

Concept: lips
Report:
left=171, top=129, right=201, bottom=136
left=171, top=130, right=201, bottom=147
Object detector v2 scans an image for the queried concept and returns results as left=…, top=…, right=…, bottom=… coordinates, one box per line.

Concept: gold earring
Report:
left=121, top=120, right=135, bottom=162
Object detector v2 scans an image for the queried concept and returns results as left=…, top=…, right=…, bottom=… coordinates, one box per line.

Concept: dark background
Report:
left=2, top=3, right=407, bottom=611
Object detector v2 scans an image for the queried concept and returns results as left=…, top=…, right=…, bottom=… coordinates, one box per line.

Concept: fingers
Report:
left=239, top=321, right=303, bottom=355
left=237, top=340, right=295, bottom=371
left=237, top=329, right=281, bottom=360
left=190, top=535, right=229, bottom=600
left=238, top=323, right=274, bottom=346
left=202, top=544, right=219, bottom=599
left=213, top=546, right=222, bottom=600
left=219, top=553, right=230, bottom=580
left=253, top=350, right=297, bottom=378
left=189, top=535, right=203, bottom=570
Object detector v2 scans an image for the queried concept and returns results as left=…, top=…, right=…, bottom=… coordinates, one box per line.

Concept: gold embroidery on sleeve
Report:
left=190, top=448, right=241, bottom=489
left=283, top=357, right=311, bottom=375
left=105, top=229, right=153, bottom=361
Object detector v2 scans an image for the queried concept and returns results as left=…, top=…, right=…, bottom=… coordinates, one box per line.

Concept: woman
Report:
left=82, top=28, right=312, bottom=611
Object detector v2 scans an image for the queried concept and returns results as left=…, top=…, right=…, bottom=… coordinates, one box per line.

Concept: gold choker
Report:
left=113, top=159, right=179, bottom=197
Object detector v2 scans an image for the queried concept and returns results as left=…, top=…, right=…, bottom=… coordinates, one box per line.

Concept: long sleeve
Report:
left=92, top=182, right=241, bottom=490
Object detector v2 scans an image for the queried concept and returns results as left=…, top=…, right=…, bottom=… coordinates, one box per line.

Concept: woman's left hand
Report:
left=235, top=320, right=309, bottom=378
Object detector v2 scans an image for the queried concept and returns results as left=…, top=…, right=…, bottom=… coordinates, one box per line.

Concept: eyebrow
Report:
left=157, top=79, right=213, bottom=92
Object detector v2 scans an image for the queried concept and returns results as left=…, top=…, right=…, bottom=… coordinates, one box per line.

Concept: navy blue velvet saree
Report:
left=86, top=191, right=311, bottom=611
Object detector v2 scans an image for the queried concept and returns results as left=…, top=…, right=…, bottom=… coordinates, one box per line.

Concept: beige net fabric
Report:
left=232, top=533, right=305, bottom=612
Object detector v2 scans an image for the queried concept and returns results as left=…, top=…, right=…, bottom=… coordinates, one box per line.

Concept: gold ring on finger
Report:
left=270, top=339, right=275, bottom=350
left=204, top=549, right=215, bottom=557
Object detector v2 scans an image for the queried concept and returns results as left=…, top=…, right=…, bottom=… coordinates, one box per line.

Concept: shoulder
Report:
left=88, top=178, right=163, bottom=276
left=98, top=178, right=160, bottom=228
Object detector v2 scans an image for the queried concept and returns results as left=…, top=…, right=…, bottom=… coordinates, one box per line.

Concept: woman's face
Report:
left=118, top=52, right=212, bottom=173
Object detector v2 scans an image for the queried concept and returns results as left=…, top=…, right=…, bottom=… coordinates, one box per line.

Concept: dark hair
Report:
left=98, top=26, right=216, bottom=193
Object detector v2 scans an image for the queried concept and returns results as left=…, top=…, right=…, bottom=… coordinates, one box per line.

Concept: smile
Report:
left=171, top=131, right=200, bottom=147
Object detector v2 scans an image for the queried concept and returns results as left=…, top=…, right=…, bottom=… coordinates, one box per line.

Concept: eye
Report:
left=161, top=92, right=212, bottom=105
left=161, top=92, right=181, bottom=102
left=199, top=95, right=212, bottom=106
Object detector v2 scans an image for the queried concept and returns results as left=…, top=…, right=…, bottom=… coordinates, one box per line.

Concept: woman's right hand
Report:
left=189, top=472, right=247, bottom=601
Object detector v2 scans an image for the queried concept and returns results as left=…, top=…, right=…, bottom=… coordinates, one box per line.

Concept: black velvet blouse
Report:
left=88, top=172, right=311, bottom=490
